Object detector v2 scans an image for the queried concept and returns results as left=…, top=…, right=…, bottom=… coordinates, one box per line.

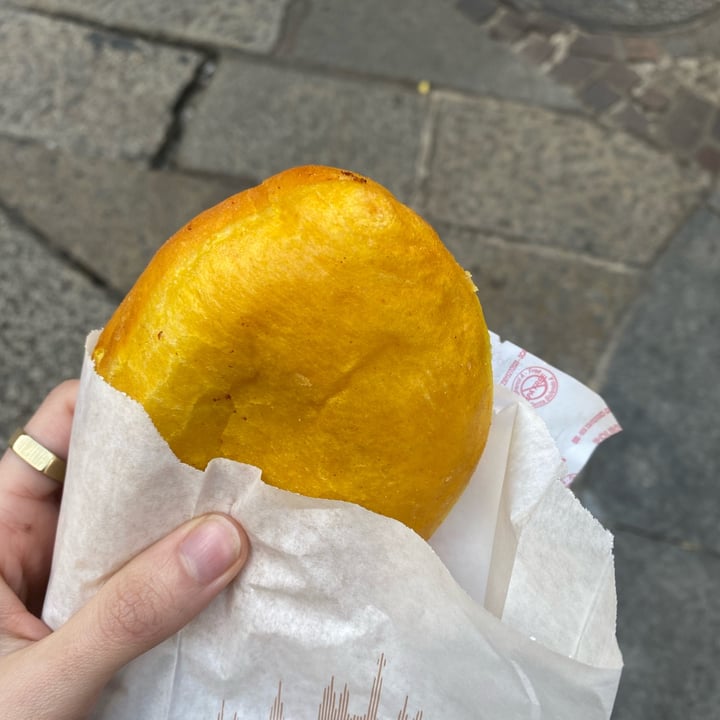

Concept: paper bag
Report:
left=43, top=332, right=622, bottom=719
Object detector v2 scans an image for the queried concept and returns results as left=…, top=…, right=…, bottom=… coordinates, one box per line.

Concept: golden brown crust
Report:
left=94, top=165, right=493, bottom=539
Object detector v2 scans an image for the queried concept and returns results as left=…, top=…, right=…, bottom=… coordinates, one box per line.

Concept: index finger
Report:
left=1, top=380, right=78, bottom=501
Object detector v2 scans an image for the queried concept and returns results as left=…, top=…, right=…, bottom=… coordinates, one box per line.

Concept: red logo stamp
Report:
left=512, top=366, right=559, bottom=408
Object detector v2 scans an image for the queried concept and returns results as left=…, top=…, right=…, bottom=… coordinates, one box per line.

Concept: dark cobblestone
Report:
left=525, top=12, right=568, bottom=35
left=569, top=33, right=621, bottom=61
left=634, top=86, right=672, bottom=113
left=578, top=80, right=622, bottom=113
left=522, top=34, right=555, bottom=64
left=613, top=103, right=652, bottom=140
left=710, top=180, right=720, bottom=213
left=696, top=145, right=720, bottom=173
left=661, top=116, right=702, bottom=152
left=457, top=1, right=720, bottom=176
left=712, top=111, right=720, bottom=143
left=550, top=55, right=601, bottom=86
left=471, top=3, right=720, bottom=174
left=489, top=9, right=531, bottom=42
left=661, top=89, right=715, bottom=153
left=455, top=0, right=499, bottom=24
left=601, top=62, right=642, bottom=93
left=622, top=37, right=663, bottom=62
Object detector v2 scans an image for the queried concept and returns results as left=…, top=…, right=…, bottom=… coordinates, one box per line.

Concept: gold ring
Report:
left=8, top=428, right=66, bottom=484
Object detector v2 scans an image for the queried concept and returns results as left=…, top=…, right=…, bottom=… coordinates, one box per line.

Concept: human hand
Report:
left=0, top=380, right=250, bottom=720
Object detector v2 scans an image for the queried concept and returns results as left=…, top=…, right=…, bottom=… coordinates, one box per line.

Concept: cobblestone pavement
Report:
left=1, top=1, right=719, bottom=717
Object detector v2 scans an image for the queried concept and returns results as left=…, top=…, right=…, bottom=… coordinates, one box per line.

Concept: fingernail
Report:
left=179, top=515, right=244, bottom=584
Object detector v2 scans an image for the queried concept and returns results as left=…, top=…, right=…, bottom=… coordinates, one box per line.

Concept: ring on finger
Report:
left=8, top=428, right=66, bottom=484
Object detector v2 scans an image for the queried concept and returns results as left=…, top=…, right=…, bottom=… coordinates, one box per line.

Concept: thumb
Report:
left=28, top=513, right=248, bottom=718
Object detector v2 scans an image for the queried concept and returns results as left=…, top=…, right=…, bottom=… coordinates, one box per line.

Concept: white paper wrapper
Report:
left=489, top=333, right=621, bottom=485
left=43, top=332, right=623, bottom=720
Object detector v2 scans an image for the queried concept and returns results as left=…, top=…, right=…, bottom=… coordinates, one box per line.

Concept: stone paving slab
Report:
left=610, top=530, right=720, bottom=719
left=11, top=0, right=291, bottom=53
left=436, top=224, right=641, bottom=383
left=176, top=57, right=427, bottom=203
left=423, top=93, right=709, bottom=265
left=0, top=137, right=248, bottom=294
left=576, top=207, right=720, bottom=551
left=0, top=207, right=116, bottom=440
left=0, top=8, right=201, bottom=159
left=281, top=0, right=580, bottom=111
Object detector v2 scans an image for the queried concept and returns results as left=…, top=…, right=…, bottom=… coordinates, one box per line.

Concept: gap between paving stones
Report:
left=428, top=216, right=645, bottom=276
left=587, top=292, right=644, bottom=393
left=151, top=57, right=218, bottom=169
left=4, top=6, right=437, bottom=184
left=0, top=134, right=257, bottom=295
left=12, top=1, right=655, bottom=186
left=409, top=92, right=437, bottom=211
left=612, top=522, right=720, bottom=561
left=16, top=2, right=720, bottom=176
left=13, top=3, right=451, bottom=95
left=273, top=0, right=313, bottom=56
left=420, top=89, right=709, bottom=267
left=10, top=0, right=293, bottom=54
left=588, top=191, right=713, bottom=389
left=0, top=7, right=204, bottom=161
left=0, top=194, right=123, bottom=302
left=13, top=4, right=551, bottom=184
left=412, top=87, right=615, bottom=231
left=10, top=4, right=238, bottom=56
left=9, top=5, right=219, bottom=172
